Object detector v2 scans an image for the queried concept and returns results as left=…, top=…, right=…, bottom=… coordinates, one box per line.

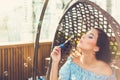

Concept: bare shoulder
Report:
left=98, top=61, right=112, bottom=76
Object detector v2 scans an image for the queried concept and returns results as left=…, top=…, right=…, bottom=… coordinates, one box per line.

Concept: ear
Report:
left=94, top=46, right=99, bottom=52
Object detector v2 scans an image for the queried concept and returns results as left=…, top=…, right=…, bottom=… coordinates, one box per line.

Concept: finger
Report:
left=53, top=50, right=59, bottom=55
left=54, top=46, right=61, bottom=52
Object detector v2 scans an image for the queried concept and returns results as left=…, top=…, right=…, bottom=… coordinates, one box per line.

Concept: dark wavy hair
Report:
left=95, top=28, right=112, bottom=64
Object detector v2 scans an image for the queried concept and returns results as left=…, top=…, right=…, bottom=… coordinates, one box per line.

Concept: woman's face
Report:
left=77, top=28, right=99, bottom=51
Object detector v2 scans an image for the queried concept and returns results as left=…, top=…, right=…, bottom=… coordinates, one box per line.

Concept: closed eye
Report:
left=88, top=33, right=94, bottom=39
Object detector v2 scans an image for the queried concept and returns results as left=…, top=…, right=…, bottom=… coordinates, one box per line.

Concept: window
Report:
left=0, top=0, right=33, bottom=43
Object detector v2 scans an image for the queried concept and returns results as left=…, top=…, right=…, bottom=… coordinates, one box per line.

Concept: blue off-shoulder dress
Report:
left=59, top=56, right=117, bottom=80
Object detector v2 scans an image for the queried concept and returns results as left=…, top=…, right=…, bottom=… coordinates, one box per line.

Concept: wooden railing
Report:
left=0, top=42, right=52, bottom=80
left=0, top=42, right=120, bottom=80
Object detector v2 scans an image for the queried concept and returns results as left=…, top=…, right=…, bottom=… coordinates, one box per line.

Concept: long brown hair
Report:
left=95, top=28, right=112, bottom=64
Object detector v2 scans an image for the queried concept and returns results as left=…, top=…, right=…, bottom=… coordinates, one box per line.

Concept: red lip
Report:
left=79, top=39, right=83, bottom=43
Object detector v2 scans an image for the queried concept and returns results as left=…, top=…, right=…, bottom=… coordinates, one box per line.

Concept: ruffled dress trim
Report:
left=59, top=56, right=117, bottom=80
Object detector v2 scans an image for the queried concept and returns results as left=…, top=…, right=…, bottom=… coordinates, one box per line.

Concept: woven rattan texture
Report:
left=52, top=0, right=120, bottom=56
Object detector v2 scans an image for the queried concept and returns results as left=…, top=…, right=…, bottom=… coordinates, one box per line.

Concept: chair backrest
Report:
left=52, top=0, right=120, bottom=58
left=46, top=0, right=120, bottom=79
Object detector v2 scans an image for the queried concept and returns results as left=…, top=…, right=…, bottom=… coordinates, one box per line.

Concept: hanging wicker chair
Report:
left=46, top=0, right=120, bottom=79
left=52, top=0, right=120, bottom=60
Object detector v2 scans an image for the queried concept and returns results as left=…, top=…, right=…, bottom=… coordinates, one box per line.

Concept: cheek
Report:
left=77, top=40, right=96, bottom=50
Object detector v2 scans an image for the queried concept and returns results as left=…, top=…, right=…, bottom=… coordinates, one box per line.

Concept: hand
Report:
left=51, top=46, right=61, bottom=64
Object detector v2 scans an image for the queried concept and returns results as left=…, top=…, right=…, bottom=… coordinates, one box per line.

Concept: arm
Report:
left=50, top=61, right=59, bottom=80
left=106, top=69, right=117, bottom=80
left=50, top=46, right=61, bottom=80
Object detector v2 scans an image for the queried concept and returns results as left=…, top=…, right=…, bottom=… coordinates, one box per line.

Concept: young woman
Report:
left=50, top=28, right=117, bottom=80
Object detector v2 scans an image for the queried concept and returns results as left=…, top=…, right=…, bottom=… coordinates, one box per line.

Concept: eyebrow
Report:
left=89, top=33, right=94, bottom=36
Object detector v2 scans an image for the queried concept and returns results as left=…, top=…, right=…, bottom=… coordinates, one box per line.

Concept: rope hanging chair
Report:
left=46, top=0, right=120, bottom=79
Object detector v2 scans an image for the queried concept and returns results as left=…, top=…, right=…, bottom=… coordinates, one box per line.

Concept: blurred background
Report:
left=0, top=0, right=120, bottom=80
left=0, top=0, right=120, bottom=43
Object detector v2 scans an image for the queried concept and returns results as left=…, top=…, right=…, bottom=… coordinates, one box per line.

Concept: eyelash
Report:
left=88, top=35, right=93, bottom=39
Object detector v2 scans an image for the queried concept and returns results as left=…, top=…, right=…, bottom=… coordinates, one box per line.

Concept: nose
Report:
left=81, top=34, right=85, bottom=39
